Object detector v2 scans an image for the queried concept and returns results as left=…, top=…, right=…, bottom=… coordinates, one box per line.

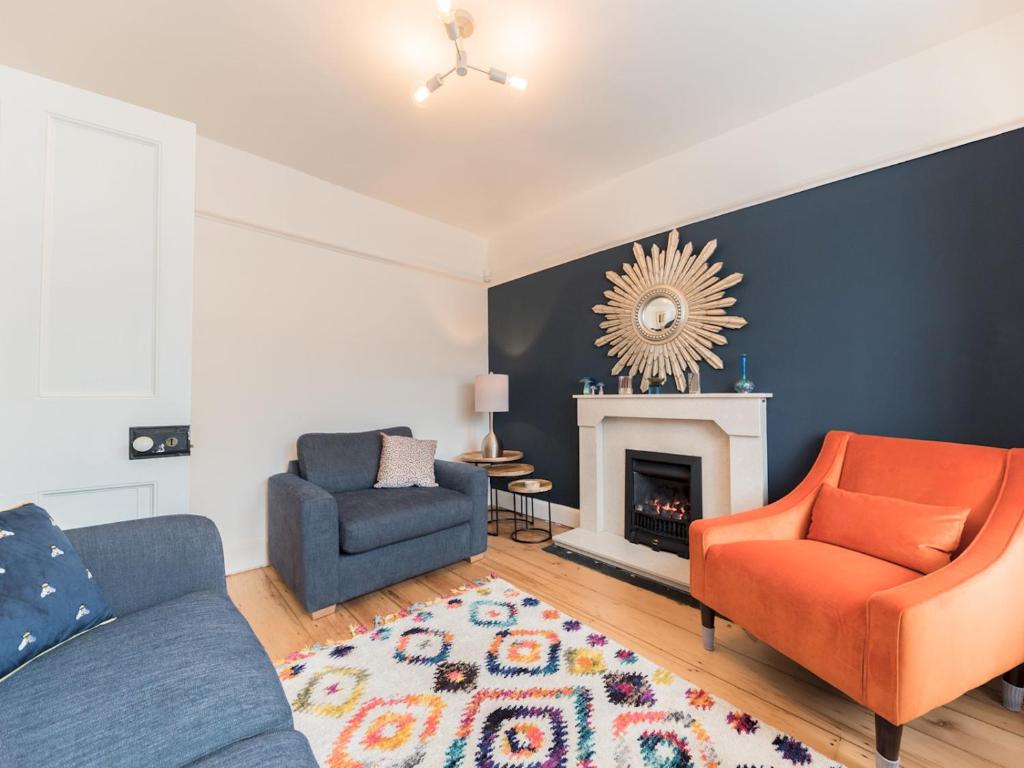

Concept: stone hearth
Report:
left=553, top=393, right=771, bottom=591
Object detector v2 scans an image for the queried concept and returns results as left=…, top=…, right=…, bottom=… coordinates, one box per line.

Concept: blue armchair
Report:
left=268, top=427, right=488, bottom=616
left=0, top=515, right=316, bottom=768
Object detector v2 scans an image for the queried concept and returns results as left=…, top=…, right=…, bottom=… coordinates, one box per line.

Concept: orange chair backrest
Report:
left=837, top=433, right=1008, bottom=553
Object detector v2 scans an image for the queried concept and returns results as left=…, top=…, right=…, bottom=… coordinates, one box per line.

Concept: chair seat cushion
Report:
left=335, top=487, right=473, bottom=554
left=702, top=539, right=921, bottom=698
left=0, top=591, right=294, bottom=768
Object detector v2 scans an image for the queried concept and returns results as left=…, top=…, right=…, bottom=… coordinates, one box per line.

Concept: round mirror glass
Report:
left=639, top=295, right=681, bottom=332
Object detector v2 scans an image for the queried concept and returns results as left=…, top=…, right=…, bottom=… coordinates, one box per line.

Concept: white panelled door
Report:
left=0, top=66, right=195, bottom=527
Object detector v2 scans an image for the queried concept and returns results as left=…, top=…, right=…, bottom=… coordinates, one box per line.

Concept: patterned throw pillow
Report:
left=0, top=504, right=114, bottom=681
left=374, top=433, right=439, bottom=488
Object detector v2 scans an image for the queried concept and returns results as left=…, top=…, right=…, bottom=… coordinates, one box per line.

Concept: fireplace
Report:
left=558, top=394, right=769, bottom=590
left=625, top=450, right=702, bottom=558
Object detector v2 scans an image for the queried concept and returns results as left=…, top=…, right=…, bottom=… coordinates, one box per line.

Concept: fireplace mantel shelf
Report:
left=573, top=393, right=772, bottom=399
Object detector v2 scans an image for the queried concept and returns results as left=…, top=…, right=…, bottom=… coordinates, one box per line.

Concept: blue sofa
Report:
left=0, top=515, right=316, bottom=768
left=268, top=427, right=488, bottom=615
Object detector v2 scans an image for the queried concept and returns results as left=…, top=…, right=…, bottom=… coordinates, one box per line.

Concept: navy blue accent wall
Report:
left=488, top=127, right=1024, bottom=508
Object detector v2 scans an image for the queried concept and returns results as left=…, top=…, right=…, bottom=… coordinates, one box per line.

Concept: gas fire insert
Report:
left=625, top=449, right=702, bottom=558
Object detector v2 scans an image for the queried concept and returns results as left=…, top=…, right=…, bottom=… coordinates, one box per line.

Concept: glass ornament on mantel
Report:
left=733, top=354, right=755, bottom=393
left=646, top=372, right=667, bottom=395
left=687, top=367, right=701, bottom=394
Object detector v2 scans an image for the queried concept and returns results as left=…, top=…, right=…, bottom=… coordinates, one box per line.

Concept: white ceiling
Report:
left=0, top=1, right=1018, bottom=236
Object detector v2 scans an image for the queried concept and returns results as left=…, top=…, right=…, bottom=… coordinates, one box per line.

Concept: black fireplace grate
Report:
left=629, top=507, right=690, bottom=554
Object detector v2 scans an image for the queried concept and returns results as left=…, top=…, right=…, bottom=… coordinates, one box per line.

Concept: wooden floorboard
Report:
left=228, top=524, right=1022, bottom=768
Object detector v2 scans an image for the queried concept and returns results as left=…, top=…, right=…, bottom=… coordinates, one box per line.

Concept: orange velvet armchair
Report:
left=689, top=431, right=1024, bottom=768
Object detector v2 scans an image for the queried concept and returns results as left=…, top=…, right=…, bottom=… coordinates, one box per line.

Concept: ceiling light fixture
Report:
left=414, top=1, right=528, bottom=104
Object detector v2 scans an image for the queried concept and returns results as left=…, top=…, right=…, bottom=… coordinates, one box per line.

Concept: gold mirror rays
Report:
left=593, top=229, right=747, bottom=392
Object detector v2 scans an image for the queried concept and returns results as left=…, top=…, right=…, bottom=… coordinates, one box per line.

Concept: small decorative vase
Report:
left=647, top=372, right=667, bottom=395
left=733, top=354, right=755, bottom=393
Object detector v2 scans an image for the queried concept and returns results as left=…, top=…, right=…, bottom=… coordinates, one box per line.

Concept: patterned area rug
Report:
left=277, top=576, right=841, bottom=767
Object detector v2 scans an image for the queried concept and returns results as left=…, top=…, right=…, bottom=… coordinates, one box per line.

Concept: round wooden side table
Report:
left=486, top=462, right=534, bottom=479
left=459, top=450, right=526, bottom=530
left=508, top=479, right=553, bottom=544
left=485, top=463, right=534, bottom=536
left=458, top=450, right=524, bottom=464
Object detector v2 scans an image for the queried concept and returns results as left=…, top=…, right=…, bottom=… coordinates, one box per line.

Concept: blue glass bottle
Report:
left=734, top=354, right=755, bottom=393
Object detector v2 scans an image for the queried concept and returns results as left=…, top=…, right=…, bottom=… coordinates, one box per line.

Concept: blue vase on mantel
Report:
left=733, top=354, right=755, bottom=394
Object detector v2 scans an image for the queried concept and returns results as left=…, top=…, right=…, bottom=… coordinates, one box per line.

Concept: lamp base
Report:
left=481, top=430, right=504, bottom=459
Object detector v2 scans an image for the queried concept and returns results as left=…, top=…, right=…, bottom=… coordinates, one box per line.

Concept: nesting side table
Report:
left=508, top=479, right=553, bottom=543
left=458, top=451, right=530, bottom=536
left=458, top=450, right=524, bottom=465
left=485, top=463, right=534, bottom=536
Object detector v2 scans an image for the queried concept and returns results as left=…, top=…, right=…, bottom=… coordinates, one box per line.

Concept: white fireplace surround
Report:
left=553, top=393, right=771, bottom=591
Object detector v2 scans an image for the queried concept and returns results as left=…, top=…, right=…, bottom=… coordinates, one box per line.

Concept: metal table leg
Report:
left=510, top=490, right=552, bottom=544
left=488, top=480, right=522, bottom=536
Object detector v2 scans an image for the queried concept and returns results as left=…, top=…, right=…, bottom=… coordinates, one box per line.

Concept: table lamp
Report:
left=475, top=373, right=508, bottom=459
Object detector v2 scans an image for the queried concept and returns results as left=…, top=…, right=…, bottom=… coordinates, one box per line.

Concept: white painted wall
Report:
left=196, top=140, right=487, bottom=283
left=191, top=139, right=488, bottom=573
left=487, top=10, right=1024, bottom=284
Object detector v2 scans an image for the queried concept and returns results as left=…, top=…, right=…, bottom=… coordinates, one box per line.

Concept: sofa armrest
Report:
left=65, top=514, right=226, bottom=617
left=689, top=430, right=851, bottom=600
left=267, top=473, right=340, bottom=613
left=435, top=459, right=487, bottom=498
left=436, top=459, right=488, bottom=555
left=865, top=448, right=1024, bottom=724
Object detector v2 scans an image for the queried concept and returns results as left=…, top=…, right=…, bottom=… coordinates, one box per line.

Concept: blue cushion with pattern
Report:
left=0, top=503, right=114, bottom=681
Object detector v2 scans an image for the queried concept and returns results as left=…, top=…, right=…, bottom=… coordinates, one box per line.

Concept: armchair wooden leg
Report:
left=310, top=604, right=336, bottom=620
left=1003, top=663, right=1024, bottom=712
left=467, top=554, right=485, bottom=563
left=699, top=604, right=715, bottom=651
left=874, top=715, right=903, bottom=768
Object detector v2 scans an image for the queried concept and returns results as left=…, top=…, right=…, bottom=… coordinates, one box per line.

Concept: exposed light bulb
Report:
left=414, top=74, right=445, bottom=104
left=436, top=0, right=452, bottom=16
left=487, top=69, right=527, bottom=91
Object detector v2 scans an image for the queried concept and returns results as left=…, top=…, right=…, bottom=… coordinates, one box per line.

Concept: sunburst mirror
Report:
left=593, top=229, right=747, bottom=392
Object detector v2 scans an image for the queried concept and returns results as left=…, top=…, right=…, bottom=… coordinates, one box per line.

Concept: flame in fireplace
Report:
left=644, top=496, right=690, bottom=521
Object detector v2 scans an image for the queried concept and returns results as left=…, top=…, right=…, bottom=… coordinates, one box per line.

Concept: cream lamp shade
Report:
left=475, top=373, right=509, bottom=413
left=475, top=373, right=508, bottom=459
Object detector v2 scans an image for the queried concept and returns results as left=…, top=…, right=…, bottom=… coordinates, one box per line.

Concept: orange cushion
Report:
left=703, top=539, right=920, bottom=699
left=838, top=434, right=1005, bottom=551
left=808, top=484, right=970, bottom=574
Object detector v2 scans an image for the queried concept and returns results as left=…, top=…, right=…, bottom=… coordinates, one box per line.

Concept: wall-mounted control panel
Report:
left=129, top=425, right=191, bottom=460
